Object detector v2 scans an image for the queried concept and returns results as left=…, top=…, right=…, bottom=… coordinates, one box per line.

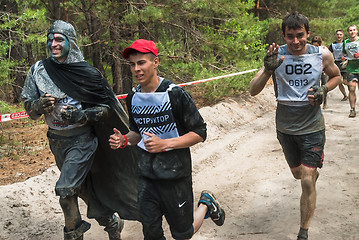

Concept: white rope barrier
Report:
left=0, top=68, right=258, bottom=122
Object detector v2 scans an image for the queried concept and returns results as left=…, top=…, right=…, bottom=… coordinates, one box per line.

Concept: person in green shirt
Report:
left=342, top=25, right=359, bottom=117
left=328, top=29, right=348, bottom=101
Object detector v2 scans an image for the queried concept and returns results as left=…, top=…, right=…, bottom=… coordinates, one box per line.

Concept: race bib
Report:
left=344, top=41, right=359, bottom=60
left=275, top=53, right=322, bottom=103
left=131, top=84, right=180, bottom=151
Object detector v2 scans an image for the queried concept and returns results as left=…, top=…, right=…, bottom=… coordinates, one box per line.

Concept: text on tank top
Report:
left=275, top=52, right=322, bottom=105
left=131, top=84, right=180, bottom=152
left=344, top=40, right=359, bottom=60
left=331, top=42, right=343, bottom=61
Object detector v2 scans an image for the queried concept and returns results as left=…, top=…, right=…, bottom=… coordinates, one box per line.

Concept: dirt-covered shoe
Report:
left=349, top=109, right=356, bottom=118
left=104, top=216, right=124, bottom=240
left=198, top=190, right=225, bottom=226
left=64, top=220, right=91, bottom=240
left=297, top=227, right=308, bottom=240
left=297, top=237, right=308, bottom=240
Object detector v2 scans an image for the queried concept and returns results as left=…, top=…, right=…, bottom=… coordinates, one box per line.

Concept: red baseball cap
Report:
left=122, top=39, right=158, bottom=59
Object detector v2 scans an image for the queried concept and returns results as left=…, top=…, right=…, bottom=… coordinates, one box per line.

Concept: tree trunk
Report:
left=1, top=1, right=26, bottom=103
left=47, top=0, right=68, bottom=21
left=47, top=0, right=61, bottom=20
left=109, top=0, right=133, bottom=94
left=106, top=0, right=134, bottom=95
left=109, top=22, right=122, bottom=94
left=121, top=63, right=133, bottom=94
left=255, top=0, right=260, bottom=18
left=26, top=43, right=35, bottom=67
left=80, top=0, right=106, bottom=78
left=89, top=14, right=105, bottom=77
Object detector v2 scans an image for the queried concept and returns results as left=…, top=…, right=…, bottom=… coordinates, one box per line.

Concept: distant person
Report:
left=342, top=25, right=359, bottom=117
left=311, top=35, right=325, bottom=48
left=109, top=39, right=225, bottom=239
left=249, top=13, right=340, bottom=240
left=21, top=20, right=139, bottom=240
left=328, top=29, right=348, bottom=101
left=311, top=35, right=329, bottom=108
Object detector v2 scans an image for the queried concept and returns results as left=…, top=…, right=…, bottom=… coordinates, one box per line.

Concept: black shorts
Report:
left=138, top=176, right=194, bottom=240
left=277, top=129, right=325, bottom=168
left=347, top=73, right=359, bottom=82
left=334, top=60, right=347, bottom=78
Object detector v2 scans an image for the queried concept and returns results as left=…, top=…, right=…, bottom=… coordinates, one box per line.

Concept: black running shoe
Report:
left=198, top=190, right=225, bottom=226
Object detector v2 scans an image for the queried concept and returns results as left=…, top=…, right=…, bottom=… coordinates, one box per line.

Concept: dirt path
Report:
left=0, top=86, right=358, bottom=240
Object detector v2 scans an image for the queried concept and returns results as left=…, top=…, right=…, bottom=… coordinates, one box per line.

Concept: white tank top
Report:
left=274, top=53, right=322, bottom=105
left=344, top=40, right=359, bottom=60
left=331, top=42, right=343, bottom=61
left=131, top=84, right=180, bottom=152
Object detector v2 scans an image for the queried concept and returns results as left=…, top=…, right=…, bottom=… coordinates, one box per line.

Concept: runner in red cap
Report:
left=110, top=39, right=225, bottom=239
left=122, top=39, right=158, bottom=59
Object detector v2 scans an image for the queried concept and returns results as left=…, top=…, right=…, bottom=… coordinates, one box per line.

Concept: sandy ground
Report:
left=0, top=85, right=358, bottom=240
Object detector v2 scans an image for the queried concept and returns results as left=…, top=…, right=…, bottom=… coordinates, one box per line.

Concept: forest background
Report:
left=1, top=0, right=359, bottom=108
left=1, top=0, right=359, bottom=155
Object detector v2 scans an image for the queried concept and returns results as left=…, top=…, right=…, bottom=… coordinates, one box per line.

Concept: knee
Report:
left=301, top=175, right=316, bottom=192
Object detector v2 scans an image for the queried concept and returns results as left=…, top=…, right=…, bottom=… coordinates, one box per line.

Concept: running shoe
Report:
left=198, top=190, right=225, bottom=226
left=349, top=109, right=356, bottom=118
left=297, top=236, right=308, bottom=240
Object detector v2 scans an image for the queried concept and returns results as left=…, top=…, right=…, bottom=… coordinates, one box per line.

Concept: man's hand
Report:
left=60, top=105, right=86, bottom=125
left=35, top=93, right=55, bottom=114
left=308, top=85, right=328, bottom=105
left=263, top=43, right=284, bottom=75
left=109, top=128, right=125, bottom=149
left=143, top=132, right=167, bottom=153
left=354, top=52, right=359, bottom=58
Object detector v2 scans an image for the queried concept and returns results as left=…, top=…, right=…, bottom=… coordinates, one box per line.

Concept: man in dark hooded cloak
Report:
left=21, top=20, right=139, bottom=240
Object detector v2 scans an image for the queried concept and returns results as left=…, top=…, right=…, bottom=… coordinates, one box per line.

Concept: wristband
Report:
left=120, top=135, right=128, bottom=148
